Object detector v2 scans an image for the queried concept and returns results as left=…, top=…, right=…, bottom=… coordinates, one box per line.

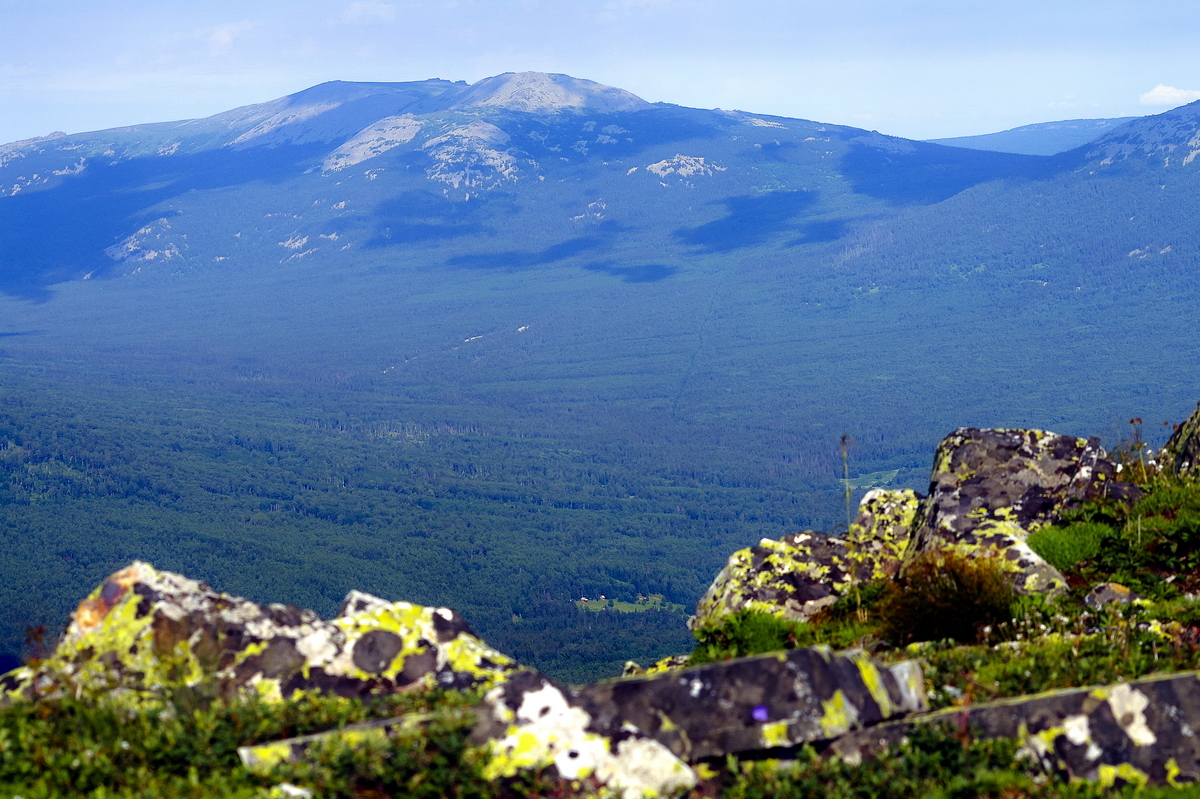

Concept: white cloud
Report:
left=208, top=22, right=254, bottom=53
left=1139, top=84, right=1200, bottom=106
left=344, top=2, right=397, bottom=23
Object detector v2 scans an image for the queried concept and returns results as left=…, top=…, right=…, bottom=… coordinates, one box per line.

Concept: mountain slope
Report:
left=926, top=116, right=1139, bottom=155
left=3, top=74, right=1200, bottom=680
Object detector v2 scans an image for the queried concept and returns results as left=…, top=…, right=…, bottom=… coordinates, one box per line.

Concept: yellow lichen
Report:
left=1096, top=762, right=1150, bottom=789
left=760, top=720, right=792, bottom=748
left=240, top=741, right=295, bottom=775
left=819, top=689, right=859, bottom=738
left=851, top=653, right=894, bottom=717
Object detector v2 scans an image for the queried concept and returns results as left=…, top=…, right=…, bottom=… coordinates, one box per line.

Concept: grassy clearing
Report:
left=574, top=595, right=686, bottom=614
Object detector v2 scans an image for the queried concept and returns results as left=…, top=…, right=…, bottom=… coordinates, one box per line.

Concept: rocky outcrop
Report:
left=844, top=487, right=922, bottom=581
left=239, top=645, right=926, bottom=798
left=0, top=562, right=519, bottom=708
left=3, top=563, right=931, bottom=799
left=906, top=428, right=1130, bottom=596
left=1164, top=402, right=1200, bottom=474
left=690, top=488, right=922, bottom=632
left=690, top=427, right=1141, bottom=635
left=912, top=428, right=1119, bottom=544
left=826, top=670, right=1200, bottom=788
left=471, top=645, right=924, bottom=797
left=689, top=532, right=854, bottom=631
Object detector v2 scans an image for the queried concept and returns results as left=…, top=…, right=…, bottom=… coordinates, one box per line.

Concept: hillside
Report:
left=3, top=73, right=1200, bottom=681
left=926, top=116, right=1140, bottom=155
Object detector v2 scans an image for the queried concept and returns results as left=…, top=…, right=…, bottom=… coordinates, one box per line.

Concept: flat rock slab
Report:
left=0, top=562, right=520, bottom=707
left=469, top=646, right=925, bottom=798
left=569, top=646, right=927, bottom=762
left=827, top=670, right=1200, bottom=788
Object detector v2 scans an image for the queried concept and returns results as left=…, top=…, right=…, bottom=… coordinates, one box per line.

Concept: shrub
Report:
left=1027, top=522, right=1108, bottom=572
left=880, top=548, right=1017, bottom=646
left=689, top=609, right=803, bottom=664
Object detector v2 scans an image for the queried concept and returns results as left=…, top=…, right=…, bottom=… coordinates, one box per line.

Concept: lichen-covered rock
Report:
left=239, top=712, right=440, bottom=774
left=0, top=562, right=519, bottom=707
left=690, top=489, right=923, bottom=632
left=571, top=646, right=927, bottom=762
left=473, top=670, right=698, bottom=799
left=1164, top=402, right=1200, bottom=474
left=689, top=532, right=854, bottom=631
left=906, top=428, right=1127, bottom=596
left=1086, top=582, right=1146, bottom=609
left=244, top=647, right=924, bottom=798
left=826, top=670, right=1200, bottom=788
left=622, top=654, right=690, bottom=677
left=845, top=488, right=923, bottom=581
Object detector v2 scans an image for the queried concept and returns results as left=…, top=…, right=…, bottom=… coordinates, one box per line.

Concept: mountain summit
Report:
left=450, top=72, right=652, bottom=114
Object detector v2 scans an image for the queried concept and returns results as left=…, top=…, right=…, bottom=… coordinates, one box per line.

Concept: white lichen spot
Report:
left=1108, top=684, right=1156, bottom=746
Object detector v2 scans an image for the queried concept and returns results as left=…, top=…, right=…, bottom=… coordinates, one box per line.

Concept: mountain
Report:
left=3, top=73, right=1200, bottom=681
left=926, top=116, right=1140, bottom=155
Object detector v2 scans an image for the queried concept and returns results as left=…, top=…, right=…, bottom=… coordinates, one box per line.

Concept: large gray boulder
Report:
left=568, top=645, right=927, bottom=760
left=906, top=428, right=1127, bottom=595
left=470, top=644, right=924, bottom=797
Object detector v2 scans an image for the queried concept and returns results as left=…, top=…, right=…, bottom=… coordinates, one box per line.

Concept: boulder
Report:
left=1164, top=402, right=1200, bottom=474
left=473, top=670, right=698, bottom=799
left=568, top=645, right=927, bottom=761
left=689, top=532, right=853, bottom=631
left=906, top=428, right=1128, bottom=596
left=242, top=645, right=927, bottom=799
left=844, top=488, right=922, bottom=581
left=826, top=669, right=1200, bottom=788
left=1085, top=582, right=1146, bottom=610
left=690, top=488, right=922, bottom=632
left=0, top=562, right=519, bottom=708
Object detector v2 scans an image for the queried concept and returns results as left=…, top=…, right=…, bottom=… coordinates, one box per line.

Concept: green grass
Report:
left=1027, top=522, right=1109, bottom=572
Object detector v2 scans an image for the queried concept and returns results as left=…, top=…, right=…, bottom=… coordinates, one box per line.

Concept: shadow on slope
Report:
left=676, top=190, right=819, bottom=251
left=443, top=221, right=627, bottom=270
left=583, top=261, right=678, bottom=283
left=0, top=145, right=327, bottom=301
left=840, top=140, right=1056, bottom=205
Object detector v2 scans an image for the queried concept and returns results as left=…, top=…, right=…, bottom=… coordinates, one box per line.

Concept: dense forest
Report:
left=3, top=91, right=1199, bottom=681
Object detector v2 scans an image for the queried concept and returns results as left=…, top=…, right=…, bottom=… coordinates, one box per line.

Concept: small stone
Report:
left=1085, top=582, right=1144, bottom=609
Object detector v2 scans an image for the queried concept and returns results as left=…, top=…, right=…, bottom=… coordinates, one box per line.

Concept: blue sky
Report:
left=2, top=0, right=1199, bottom=145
